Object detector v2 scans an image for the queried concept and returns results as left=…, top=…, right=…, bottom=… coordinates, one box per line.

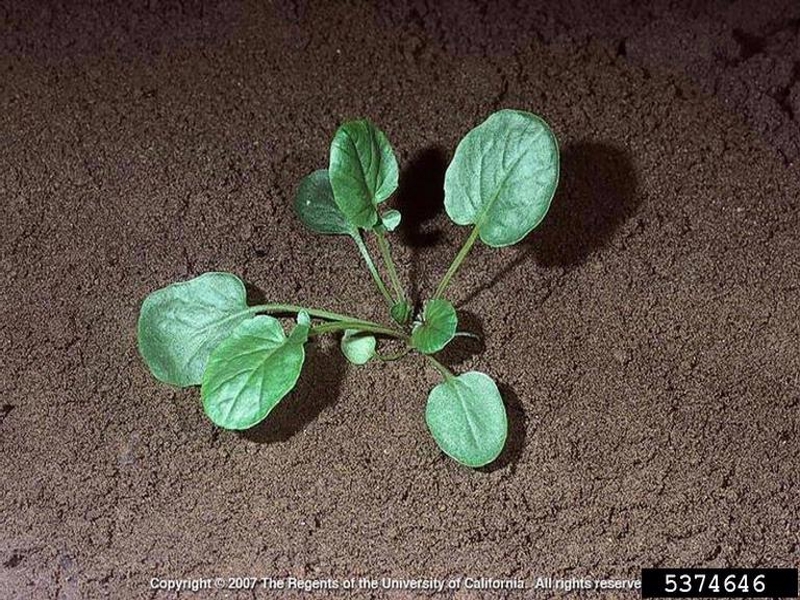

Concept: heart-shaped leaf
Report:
left=329, top=119, right=399, bottom=230
left=201, top=315, right=309, bottom=430
left=411, top=299, right=457, bottom=354
left=444, top=109, right=559, bottom=247
left=294, top=169, right=356, bottom=235
left=137, top=272, right=253, bottom=387
left=426, top=371, right=507, bottom=467
left=340, top=329, right=376, bottom=365
left=381, top=209, right=402, bottom=232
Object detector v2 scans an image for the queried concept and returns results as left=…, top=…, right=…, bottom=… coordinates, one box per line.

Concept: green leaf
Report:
left=329, top=119, right=399, bottom=230
left=340, top=329, right=376, bottom=365
left=444, top=109, right=559, bottom=247
left=390, top=300, right=412, bottom=325
left=294, top=169, right=356, bottom=235
left=201, top=315, right=309, bottom=430
left=296, top=310, right=311, bottom=328
left=425, top=371, right=507, bottom=467
left=381, top=209, right=402, bottom=232
left=137, top=272, right=253, bottom=387
left=411, top=299, right=457, bottom=354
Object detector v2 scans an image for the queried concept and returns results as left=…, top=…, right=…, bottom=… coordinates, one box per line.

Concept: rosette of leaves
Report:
left=138, top=110, right=559, bottom=467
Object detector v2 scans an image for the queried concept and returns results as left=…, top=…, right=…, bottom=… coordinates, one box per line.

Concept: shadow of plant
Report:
left=240, top=340, right=347, bottom=444
left=480, top=382, right=526, bottom=472
left=448, top=142, right=639, bottom=470
left=395, top=145, right=448, bottom=248
left=532, top=142, right=640, bottom=267
left=437, top=309, right=485, bottom=367
left=458, top=142, right=640, bottom=306
left=241, top=282, right=347, bottom=444
left=393, top=145, right=448, bottom=304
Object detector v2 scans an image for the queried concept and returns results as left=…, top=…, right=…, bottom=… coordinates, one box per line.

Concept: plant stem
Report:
left=247, top=304, right=375, bottom=327
left=249, top=303, right=409, bottom=341
left=424, top=354, right=455, bottom=380
left=375, top=229, right=406, bottom=305
left=311, top=320, right=409, bottom=340
left=432, top=225, right=480, bottom=300
left=351, top=233, right=395, bottom=308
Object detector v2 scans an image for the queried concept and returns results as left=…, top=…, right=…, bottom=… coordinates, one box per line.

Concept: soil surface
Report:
left=1, top=1, right=799, bottom=599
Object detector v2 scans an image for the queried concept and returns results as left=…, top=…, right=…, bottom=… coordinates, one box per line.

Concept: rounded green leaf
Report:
left=201, top=315, right=309, bottom=430
left=444, top=109, right=559, bottom=247
left=329, top=119, right=399, bottom=230
left=411, top=299, right=457, bottom=354
left=426, top=371, right=507, bottom=467
left=340, top=329, right=376, bottom=365
left=137, top=272, right=252, bottom=387
left=294, top=169, right=356, bottom=235
left=381, top=209, right=402, bottom=232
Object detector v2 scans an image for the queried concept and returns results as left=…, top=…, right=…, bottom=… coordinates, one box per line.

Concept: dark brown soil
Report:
left=1, top=1, right=798, bottom=599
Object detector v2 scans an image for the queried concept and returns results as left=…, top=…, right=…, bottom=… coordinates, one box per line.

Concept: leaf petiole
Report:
left=423, top=354, right=455, bottom=381
left=310, top=320, right=409, bottom=340
left=247, top=303, right=374, bottom=325
left=432, top=225, right=480, bottom=300
left=375, top=228, right=407, bottom=305
left=351, top=232, right=395, bottom=308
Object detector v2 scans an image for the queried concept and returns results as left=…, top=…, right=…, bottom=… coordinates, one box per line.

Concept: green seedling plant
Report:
left=137, top=109, right=559, bottom=468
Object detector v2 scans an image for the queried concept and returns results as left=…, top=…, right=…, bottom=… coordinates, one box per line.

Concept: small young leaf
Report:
left=201, top=315, right=309, bottom=430
left=329, top=119, right=399, bottom=229
left=390, top=300, right=412, bottom=325
left=444, top=109, right=559, bottom=247
left=340, top=329, right=377, bottom=365
left=296, top=310, right=312, bottom=328
left=426, top=371, right=507, bottom=467
left=411, top=299, right=457, bottom=354
left=381, top=209, right=402, bottom=232
left=294, top=169, right=356, bottom=235
left=137, top=272, right=252, bottom=387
